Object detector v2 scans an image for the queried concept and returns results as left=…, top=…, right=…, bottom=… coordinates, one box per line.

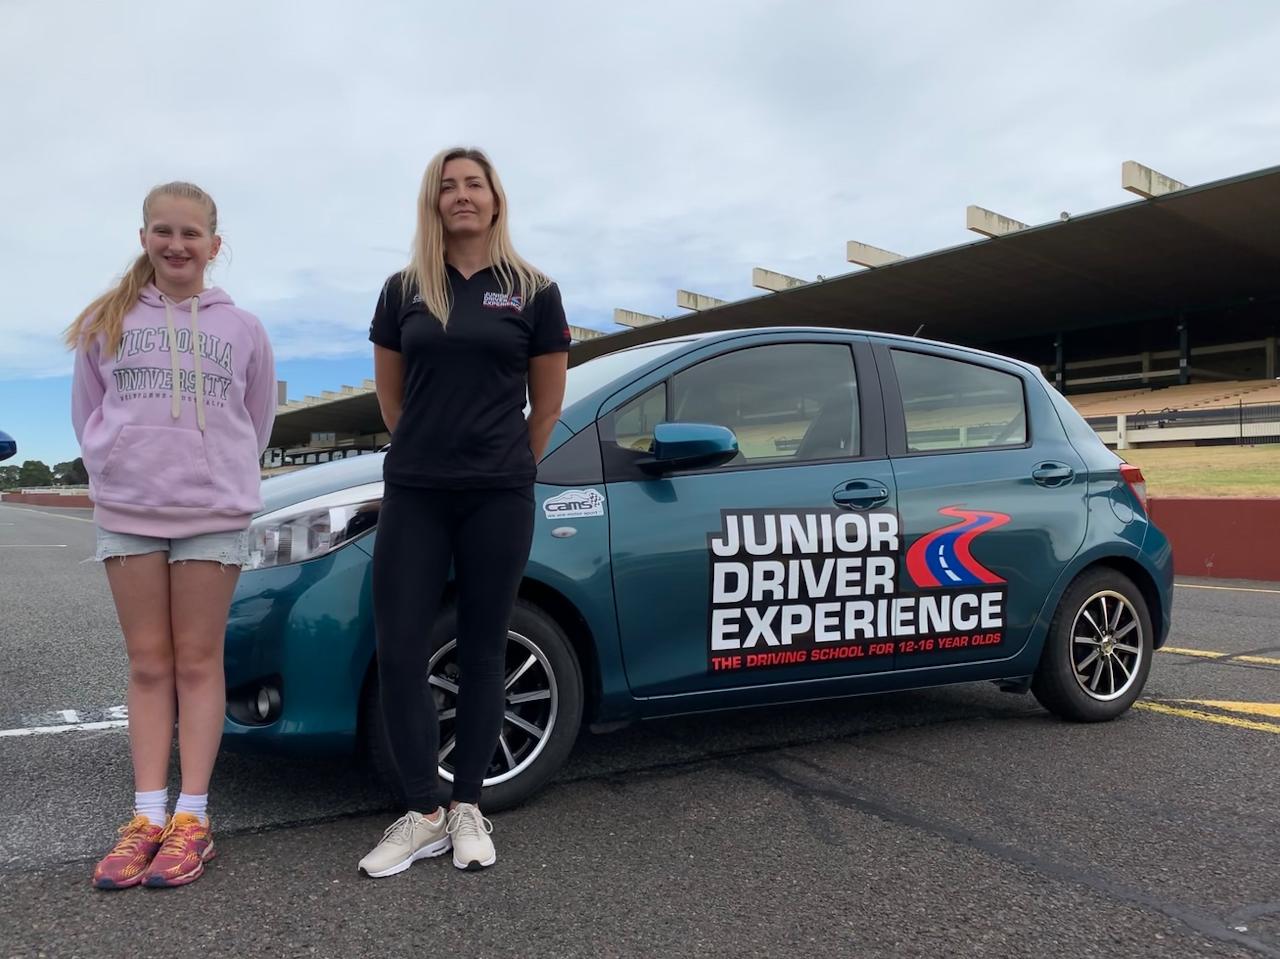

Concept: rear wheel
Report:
left=1032, top=568, right=1153, bottom=722
left=363, top=598, right=584, bottom=811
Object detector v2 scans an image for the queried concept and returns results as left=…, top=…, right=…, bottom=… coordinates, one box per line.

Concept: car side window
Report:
left=670, top=343, right=860, bottom=466
left=612, top=383, right=667, bottom=454
left=890, top=349, right=1027, bottom=452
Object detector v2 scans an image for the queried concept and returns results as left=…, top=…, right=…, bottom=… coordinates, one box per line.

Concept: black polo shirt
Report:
left=368, top=266, right=571, bottom=489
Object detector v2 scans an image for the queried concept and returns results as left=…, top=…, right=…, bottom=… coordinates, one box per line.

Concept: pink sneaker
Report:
left=142, top=813, right=216, bottom=888
left=92, top=816, right=165, bottom=890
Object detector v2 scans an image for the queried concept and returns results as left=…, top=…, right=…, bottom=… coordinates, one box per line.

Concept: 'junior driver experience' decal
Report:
left=707, top=508, right=1009, bottom=672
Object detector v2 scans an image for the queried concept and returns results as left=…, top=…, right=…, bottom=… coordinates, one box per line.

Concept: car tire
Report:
left=363, top=598, right=584, bottom=812
left=1031, top=568, right=1153, bottom=722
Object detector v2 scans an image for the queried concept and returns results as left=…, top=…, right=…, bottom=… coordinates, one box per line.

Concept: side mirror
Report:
left=0, top=431, right=15, bottom=463
left=639, top=422, right=739, bottom=474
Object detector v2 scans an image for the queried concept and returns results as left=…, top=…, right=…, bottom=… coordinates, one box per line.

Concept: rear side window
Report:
left=891, top=350, right=1027, bottom=452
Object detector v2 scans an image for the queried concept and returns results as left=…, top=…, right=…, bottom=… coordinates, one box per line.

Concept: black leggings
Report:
left=372, top=482, right=535, bottom=809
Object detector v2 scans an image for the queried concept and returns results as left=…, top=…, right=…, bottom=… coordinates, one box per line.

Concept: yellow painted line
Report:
left=1134, top=701, right=1280, bottom=735
left=1175, top=582, right=1280, bottom=595
left=1159, top=646, right=1280, bottom=667
left=1181, top=700, right=1280, bottom=719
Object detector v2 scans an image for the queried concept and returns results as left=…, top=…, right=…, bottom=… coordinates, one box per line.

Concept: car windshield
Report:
left=560, top=340, right=691, bottom=408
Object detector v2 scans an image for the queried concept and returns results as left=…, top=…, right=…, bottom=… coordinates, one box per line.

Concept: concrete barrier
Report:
left=1149, top=498, right=1280, bottom=582
left=1, top=491, right=94, bottom=508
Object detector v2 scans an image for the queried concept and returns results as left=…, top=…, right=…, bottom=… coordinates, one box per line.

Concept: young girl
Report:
left=69, top=181, right=276, bottom=889
left=358, top=147, right=570, bottom=876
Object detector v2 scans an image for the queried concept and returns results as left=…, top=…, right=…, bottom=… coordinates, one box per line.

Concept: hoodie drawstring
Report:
left=189, top=297, right=207, bottom=432
left=160, top=293, right=207, bottom=432
left=162, top=297, right=182, bottom=422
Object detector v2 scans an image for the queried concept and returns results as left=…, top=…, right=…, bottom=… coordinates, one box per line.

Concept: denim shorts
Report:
left=94, top=527, right=251, bottom=567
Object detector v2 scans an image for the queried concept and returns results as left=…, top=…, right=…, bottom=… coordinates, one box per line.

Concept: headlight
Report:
left=245, top=482, right=383, bottom=570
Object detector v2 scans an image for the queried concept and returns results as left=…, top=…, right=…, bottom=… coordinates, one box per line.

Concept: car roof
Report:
left=623, top=326, right=1043, bottom=377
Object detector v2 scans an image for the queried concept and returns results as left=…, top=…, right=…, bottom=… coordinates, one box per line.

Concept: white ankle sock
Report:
left=134, top=788, right=168, bottom=827
left=174, top=792, right=208, bottom=822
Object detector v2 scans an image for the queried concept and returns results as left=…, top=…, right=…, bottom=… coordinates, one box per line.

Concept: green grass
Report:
left=1120, top=446, right=1280, bottom=498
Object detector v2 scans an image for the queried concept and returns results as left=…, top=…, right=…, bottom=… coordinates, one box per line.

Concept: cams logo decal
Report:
left=542, top=489, right=604, bottom=519
left=706, top=508, right=1007, bottom=673
left=482, top=291, right=524, bottom=311
left=906, top=508, right=1011, bottom=587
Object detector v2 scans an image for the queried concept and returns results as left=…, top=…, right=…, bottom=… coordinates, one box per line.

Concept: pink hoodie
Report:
left=71, top=284, right=276, bottom=538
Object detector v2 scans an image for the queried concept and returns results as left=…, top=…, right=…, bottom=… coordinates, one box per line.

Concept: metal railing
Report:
left=1086, top=400, right=1280, bottom=446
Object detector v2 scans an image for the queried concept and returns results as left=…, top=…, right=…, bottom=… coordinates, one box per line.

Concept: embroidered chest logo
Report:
left=481, top=292, right=524, bottom=311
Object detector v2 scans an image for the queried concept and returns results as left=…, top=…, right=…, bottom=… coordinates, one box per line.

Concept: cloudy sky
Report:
left=2, top=0, right=1278, bottom=466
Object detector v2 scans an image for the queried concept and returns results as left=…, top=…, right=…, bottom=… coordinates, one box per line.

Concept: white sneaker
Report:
left=358, top=810, right=450, bottom=878
left=446, top=803, right=495, bottom=870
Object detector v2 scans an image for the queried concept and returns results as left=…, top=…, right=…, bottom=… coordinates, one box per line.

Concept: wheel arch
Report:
left=1074, top=556, right=1166, bottom=650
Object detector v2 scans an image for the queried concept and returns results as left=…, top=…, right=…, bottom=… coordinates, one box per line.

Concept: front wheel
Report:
left=1032, top=568, right=1153, bottom=722
left=363, top=598, right=584, bottom=811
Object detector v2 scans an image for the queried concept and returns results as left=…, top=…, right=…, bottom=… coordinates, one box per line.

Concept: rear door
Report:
left=873, top=341, right=1088, bottom=669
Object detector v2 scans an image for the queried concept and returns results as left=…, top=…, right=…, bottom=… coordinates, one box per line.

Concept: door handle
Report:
left=833, top=479, right=890, bottom=510
left=1031, top=463, right=1074, bottom=487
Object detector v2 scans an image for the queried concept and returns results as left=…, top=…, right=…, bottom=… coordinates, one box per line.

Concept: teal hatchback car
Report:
left=223, top=328, right=1173, bottom=809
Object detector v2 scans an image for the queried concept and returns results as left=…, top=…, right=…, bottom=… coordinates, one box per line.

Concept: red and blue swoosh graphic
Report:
left=905, top=508, right=1011, bottom=588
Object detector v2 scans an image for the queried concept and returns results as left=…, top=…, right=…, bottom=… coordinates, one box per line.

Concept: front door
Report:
left=604, top=336, right=901, bottom=697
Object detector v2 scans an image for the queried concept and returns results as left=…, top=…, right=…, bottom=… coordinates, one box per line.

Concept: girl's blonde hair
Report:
left=404, top=147, right=548, bottom=325
left=65, top=181, right=218, bottom=354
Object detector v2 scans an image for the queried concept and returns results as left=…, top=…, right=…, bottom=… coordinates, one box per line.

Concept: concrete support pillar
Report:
left=1266, top=336, right=1277, bottom=379
left=676, top=290, right=727, bottom=311
left=752, top=268, right=807, bottom=292
left=613, top=309, right=664, bottom=329
left=1116, top=413, right=1129, bottom=450
left=1140, top=351, right=1152, bottom=385
left=1121, top=161, right=1187, bottom=199
left=845, top=241, right=904, bottom=268
left=1178, top=316, right=1190, bottom=386
left=1054, top=333, right=1065, bottom=393
left=966, top=205, right=1028, bottom=238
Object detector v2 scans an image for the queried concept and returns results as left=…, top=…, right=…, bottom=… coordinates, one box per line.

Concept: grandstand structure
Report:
left=265, top=162, right=1280, bottom=467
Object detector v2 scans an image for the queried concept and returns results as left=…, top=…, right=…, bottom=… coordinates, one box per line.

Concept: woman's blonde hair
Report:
left=65, top=181, right=218, bottom=354
left=403, top=147, right=549, bottom=325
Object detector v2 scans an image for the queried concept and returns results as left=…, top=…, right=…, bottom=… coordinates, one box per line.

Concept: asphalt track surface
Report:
left=2, top=502, right=1277, bottom=959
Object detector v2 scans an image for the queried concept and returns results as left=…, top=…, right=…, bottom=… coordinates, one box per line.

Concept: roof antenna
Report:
left=912, top=324, right=925, bottom=337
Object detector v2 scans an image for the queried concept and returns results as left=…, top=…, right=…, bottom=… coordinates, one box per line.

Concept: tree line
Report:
left=0, top=458, right=88, bottom=490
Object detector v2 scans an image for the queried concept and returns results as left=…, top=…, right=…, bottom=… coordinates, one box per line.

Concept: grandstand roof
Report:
left=270, top=163, right=1280, bottom=449
left=571, top=163, right=1280, bottom=365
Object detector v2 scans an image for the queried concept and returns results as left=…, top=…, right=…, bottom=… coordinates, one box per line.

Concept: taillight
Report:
left=1120, top=463, right=1148, bottom=514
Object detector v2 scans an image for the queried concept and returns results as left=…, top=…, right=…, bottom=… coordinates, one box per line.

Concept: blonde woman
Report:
left=69, top=182, right=276, bottom=888
left=359, top=148, right=570, bottom=876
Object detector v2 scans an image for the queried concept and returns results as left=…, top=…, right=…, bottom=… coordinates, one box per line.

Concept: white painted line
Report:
left=0, top=719, right=129, bottom=738
left=1176, top=583, right=1280, bottom=596
left=0, top=504, right=95, bottom=523
left=0, top=544, right=69, bottom=548
left=59, top=709, right=80, bottom=723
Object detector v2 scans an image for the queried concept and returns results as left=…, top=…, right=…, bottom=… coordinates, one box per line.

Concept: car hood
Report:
left=258, top=454, right=387, bottom=516
left=257, top=419, right=577, bottom=517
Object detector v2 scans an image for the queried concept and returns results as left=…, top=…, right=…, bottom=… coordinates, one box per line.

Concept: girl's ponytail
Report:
left=64, top=252, right=155, bottom=355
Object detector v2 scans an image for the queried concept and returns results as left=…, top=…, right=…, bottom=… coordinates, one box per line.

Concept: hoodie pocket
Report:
left=98, top=425, right=218, bottom=509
